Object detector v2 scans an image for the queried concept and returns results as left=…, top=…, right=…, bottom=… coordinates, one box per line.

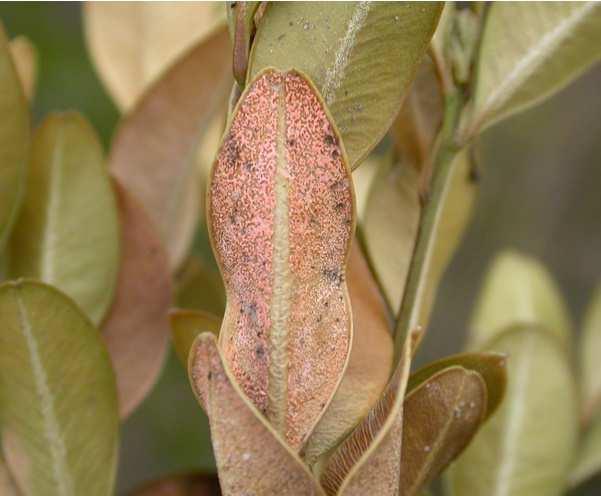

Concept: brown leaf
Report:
left=208, top=69, right=354, bottom=450
left=131, top=473, right=221, bottom=496
left=189, top=333, right=326, bottom=496
left=302, top=240, right=393, bottom=465
left=320, top=327, right=420, bottom=496
left=109, top=27, right=232, bottom=270
left=102, top=179, right=172, bottom=419
left=400, top=366, right=487, bottom=496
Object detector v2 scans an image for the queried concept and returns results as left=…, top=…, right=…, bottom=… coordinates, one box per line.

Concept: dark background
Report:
left=1, top=2, right=600, bottom=494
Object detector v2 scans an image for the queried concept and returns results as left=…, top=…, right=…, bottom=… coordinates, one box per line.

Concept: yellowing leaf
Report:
left=248, top=2, right=443, bottom=169
left=321, top=327, right=419, bottom=496
left=170, top=308, right=221, bottom=366
left=9, top=35, right=37, bottom=102
left=9, top=112, right=120, bottom=326
left=0, top=280, right=119, bottom=496
left=446, top=325, right=578, bottom=496
left=0, top=23, right=29, bottom=249
left=580, top=283, right=601, bottom=424
left=131, top=473, right=221, bottom=496
left=101, top=180, right=172, bottom=419
left=189, top=333, right=326, bottom=496
left=302, top=241, right=393, bottom=466
left=109, top=27, right=232, bottom=270
left=84, top=1, right=226, bottom=111
left=469, top=250, right=572, bottom=349
left=462, top=2, right=601, bottom=138
left=400, top=366, right=487, bottom=496
left=363, top=157, right=420, bottom=313
left=209, top=69, right=354, bottom=450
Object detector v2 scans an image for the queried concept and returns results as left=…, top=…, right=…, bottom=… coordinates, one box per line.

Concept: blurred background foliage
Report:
left=1, top=2, right=600, bottom=495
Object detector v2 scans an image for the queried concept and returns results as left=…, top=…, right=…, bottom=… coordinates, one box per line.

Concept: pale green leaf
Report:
left=84, top=1, right=226, bottom=111
left=0, top=23, right=29, bottom=249
left=248, top=2, right=443, bottom=169
left=469, top=250, right=572, bottom=350
left=570, top=410, right=601, bottom=487
left=446, top=325, right=578, bottom=496
left=463, top=2, right=601, bottom=138
left=580, top=283, right=601, bottom=424
left=9, top=112, right=120, bottom=326
left=0, top=280, right=119, bottom=496
left=351, top=153, right=380, bottom=223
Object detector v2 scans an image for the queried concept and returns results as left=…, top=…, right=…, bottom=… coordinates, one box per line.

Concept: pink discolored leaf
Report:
left=102, top=179, right=172, bottom=419
left=189, top=333, right=326, bottom=496
left=208, top=69, right=354, bottom=450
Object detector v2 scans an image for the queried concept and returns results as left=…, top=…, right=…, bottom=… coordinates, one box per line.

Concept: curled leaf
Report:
left=189, top=333, right=326, bottom=496
left=469, top=250, right=572, bottom=350
left=248, top=2, right=443, bottom=169
left=0, top=280, right=119, bottom=496
left=446, top=325, right=578, bottom=496
left=407, top=351, right=507, bottom=420
left=462, top=2, right=601, bottom=138
left=9, top=112, right=119, bottom=326
left=84, top=1, right=226, bottom=110
left=400, top=366, right=487, bottom=496
left=321, top=327, right=419, bottom=496
left=131, top=472, right=221, bottom=496
left=0, top=23, right=29, bottom=248
left=170, top=308, right=221, bottom=366
left=101, top=180, right=172, bottom=418
left=9, top=35, right=37, bottom=101
left=109, top=27, right=232, bottom=270
left=209, top=69, right=354, bottom=450
left=302, top=240, right=393, bottom=465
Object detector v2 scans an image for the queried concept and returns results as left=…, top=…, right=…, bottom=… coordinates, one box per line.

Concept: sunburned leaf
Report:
left=580, top=284, right=601, bottom=424
left=0, top=23, right=29, bottom=249
left=400, top=366, right=487, bottom=496
left=109, top=27, right=232, bottom=270
left=170, top=308, right=221, bottom=366
left=462, top=2, right=601, bottom=139
left=227, top=1, right=261, bottom=86
left=407, top=351, right=507, bottom=420
left=446, top=325, right=578, bottom=496
left=363, top=157, right=420, bottom=314
left=189, top=333, right=326, bottom=496
left=248, top=2, right=443, bottom=169
left=9, top=35, right=37, bottom=102
left=302, top=240, right=393, bottom=466
left=208, top=69, right=354, bottom=450
left=468, top=250, right=572, bottom=350
left=84, top=1, right=226, bottom=110
left=9, top=112, right=119, bottom=326
left=101, top=180, right=172, bottom=419
left=320, top=327, right=419, bottom=496
left=175, top=256, right=226, bottom=317
left=570, top=409, right=601, bottom=487
left=0, top=280, right=119, bottom=496
left=131, top=472, right=221, bottom=496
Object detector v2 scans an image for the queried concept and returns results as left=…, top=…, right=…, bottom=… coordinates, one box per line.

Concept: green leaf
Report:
left=130, top=472, right=221, bottom=495
left=248, top=2, right=443, bottom=169
left=189, top=333, right=326, bottom=496
left=407, top=352, right=507, bottom=420
left=400, top=366, right=487, bottom=496
left=109, top=27, right=232, bottom=270
left=570, top=410, right=601, bottom=488
left=0, top=280, right=119, bottom=496
left=363, top=157, right=420, bottom=313
left=8, top=112, right=120, bottom=326
left=101, top=180, right=172, bottom=419
left=0, top=23, right=29, bottom=249
left=84, top=2, right=226, bottom=111
left=446, top=325, right=578, bottom=496
left=462, top=2, right=601, bottom=138
left=169, top=308, right=221, bottom=366
left=580, top=284, right=601, bottom=424
left=469, top=250, right=572, bottom=350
